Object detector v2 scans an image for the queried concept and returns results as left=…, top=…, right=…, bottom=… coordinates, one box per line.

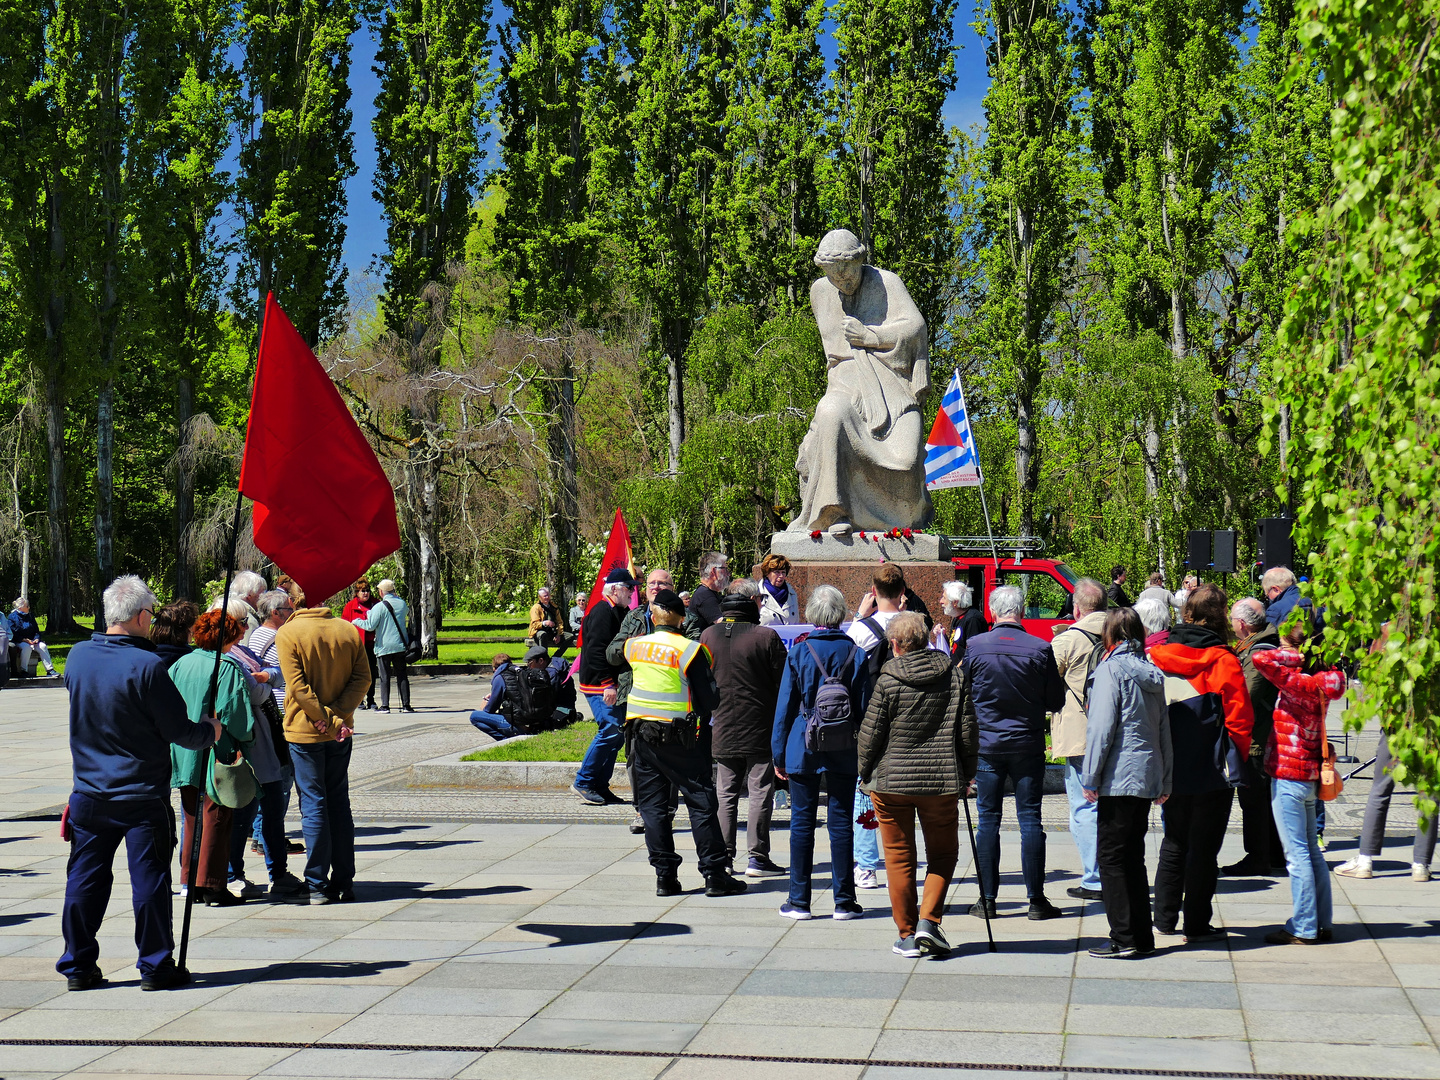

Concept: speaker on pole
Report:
left=1212, top=529, right=1237, bottom=574
left=1256, top=517, right=1293, bottom=571
left=1187, top=530, right=1211, bottom=571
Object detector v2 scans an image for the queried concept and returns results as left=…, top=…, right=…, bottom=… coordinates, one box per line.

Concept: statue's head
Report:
left=814, top=229, right=867, bottom=296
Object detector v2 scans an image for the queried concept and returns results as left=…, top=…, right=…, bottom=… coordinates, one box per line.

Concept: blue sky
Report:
left=339, top=10, right=991, bottom=283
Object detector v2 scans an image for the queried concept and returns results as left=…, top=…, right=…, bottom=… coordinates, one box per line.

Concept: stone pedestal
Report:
left=759, top=531, right=958, bottom=616
left=783, top=560, right=961, bottom=619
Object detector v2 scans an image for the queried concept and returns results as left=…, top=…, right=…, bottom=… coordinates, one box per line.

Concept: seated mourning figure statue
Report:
left=788, top=229, right=933, bottom=535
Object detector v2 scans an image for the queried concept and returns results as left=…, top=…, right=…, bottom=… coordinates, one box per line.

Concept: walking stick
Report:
left=177, top=487, right=245, bottom=972
left=961, top=788, right=997, bottom=953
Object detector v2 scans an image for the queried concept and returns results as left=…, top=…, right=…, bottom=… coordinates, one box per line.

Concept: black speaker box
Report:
left=1212, top=529, right=1237, bottom=573
left=1187, top=530, right=1211, bottom=571
left=1256, top=518, right=1293, bottom=571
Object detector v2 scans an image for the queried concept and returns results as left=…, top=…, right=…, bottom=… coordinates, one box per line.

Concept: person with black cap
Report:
left=620, top=588, right=747, bottom=897
left=573, top=568, right=637, bottom=805
left=470, top=646, right=572, bottom=741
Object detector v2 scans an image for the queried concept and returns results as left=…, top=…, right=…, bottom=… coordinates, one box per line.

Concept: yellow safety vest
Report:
left=623, top=630, right=708, bottom=723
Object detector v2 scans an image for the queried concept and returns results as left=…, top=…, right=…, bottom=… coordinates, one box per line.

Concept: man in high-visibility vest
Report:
left=621, top=589, right=747, bottom=898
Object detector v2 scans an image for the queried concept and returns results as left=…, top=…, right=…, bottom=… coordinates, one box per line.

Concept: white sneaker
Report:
left=1414, top=863, right=1431, bottom=882
left=855, top=868, right=882, bottom=890
left=230, top=877, right=267, bottom=899
left=1335, top=857, right=1373, bottom=878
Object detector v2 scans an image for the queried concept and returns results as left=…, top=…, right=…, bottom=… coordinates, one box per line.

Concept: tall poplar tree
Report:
left=236, top=0, right=357, bottom=347
left=373, top=0, right=492, bottom=653
left=493, top=0, right=606, bottom=609
left=973, top=0, right=1078, bottom=537
left=830, top=0, right=958, bottom=326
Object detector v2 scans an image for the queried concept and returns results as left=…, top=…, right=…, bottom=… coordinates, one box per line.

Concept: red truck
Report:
left=945, top=536, right=1080, bottom=640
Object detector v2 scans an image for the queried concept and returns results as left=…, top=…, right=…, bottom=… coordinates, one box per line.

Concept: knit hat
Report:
left=650, top=589, right=686, bottom=616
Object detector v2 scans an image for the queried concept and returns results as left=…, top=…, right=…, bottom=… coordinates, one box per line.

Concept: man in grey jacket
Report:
left=1050, top=579, right=1107, bottom=900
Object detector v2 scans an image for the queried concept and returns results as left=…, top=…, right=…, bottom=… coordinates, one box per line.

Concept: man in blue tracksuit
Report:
left=59, top=575, right=220, bottom=992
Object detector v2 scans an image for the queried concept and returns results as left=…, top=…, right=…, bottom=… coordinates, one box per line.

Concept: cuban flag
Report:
left=925, top=369, right=983, bottom=489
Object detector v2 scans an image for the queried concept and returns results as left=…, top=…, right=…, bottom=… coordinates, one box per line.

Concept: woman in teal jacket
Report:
left=354, top=579, right=412, bottom=713
left=169, top=609, right=255, bottom=906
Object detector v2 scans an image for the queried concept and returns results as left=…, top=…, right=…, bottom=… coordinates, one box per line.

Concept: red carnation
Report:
left=810, top=530, right=822, bottom=540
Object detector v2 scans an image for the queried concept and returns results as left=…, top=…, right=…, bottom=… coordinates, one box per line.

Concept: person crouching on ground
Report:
left=620, top=589, right=747, bottom=898
left=58, top=576, right=220, bottom=992
left=858, top=612, right=975, bottom=958
left=470, top=646, right=569, bottom=740
left=1252, top=611, right=1346, bottom=945
left=1082, top=607, right=1172, bottom=959
left=167, top=609, right=256, bottom=909
left=772, top=584, right=869, bottom=922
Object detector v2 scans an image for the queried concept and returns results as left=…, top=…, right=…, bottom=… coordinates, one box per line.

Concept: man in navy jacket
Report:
left=961, top=584, right=1066, bottom=920
left=59, top=575, right=219, bottom=993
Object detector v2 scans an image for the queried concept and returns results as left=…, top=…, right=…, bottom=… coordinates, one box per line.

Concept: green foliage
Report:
left=1275, top=0, right=1440, bottom=805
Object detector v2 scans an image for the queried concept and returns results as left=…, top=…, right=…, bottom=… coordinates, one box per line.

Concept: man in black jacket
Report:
left=701, top=579, right=788, bottom=877
left=683, top=552, right=731, bottom=637
left=1106, top=566, right=1131, bottom=608
left=60, top=575, right=221, bottom=992
left=962, top=584, right=1067, bottom=920
left=573, top=568, right=636, bottom=805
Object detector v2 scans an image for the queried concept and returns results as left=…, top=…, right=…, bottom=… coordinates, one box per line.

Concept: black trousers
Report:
left=629, top=724, right=730, bottom=877
left=1237, top=757, right=1282, bottom=868
left=363, top=640, right=378, bottom=708
left=1097, top=795, right=1154, bottom=951
left=376, top=653, right=410, bottom=710
left=1153, top=787, right=1234, bottom=934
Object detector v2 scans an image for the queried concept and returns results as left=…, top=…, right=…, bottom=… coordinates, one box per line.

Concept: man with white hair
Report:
left=1223, top=597, right=1285, bottom=876
left=961, top=585, right=1067, bottom=920
left=683, top=552, right=731, bottom=636
left=529, top=586, right=573, bottom=652
left=225, top=571, right=268, bottom=645
left=1262, top=566, right=1310, bottom=629
left=1050, top=578, right=1108, bottom=901
left=9, top=596, right=58, bottom=677
left=1135, top=596, right=1173, bottom=648
left=58, top=575, right=221, bottom=991
left=573, top=568, right=638, bottom=805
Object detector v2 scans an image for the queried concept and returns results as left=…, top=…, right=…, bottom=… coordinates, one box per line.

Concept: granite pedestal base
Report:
left=782, top=560, right=961, bottom=617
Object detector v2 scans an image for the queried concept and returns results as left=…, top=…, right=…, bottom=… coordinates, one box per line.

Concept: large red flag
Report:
left=583, top=509, right=638, bottom=618
left=238, top=293, right=401, bottom=603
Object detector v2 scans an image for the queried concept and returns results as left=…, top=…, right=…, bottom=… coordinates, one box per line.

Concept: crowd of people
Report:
left=49, top=551, right=1424, bottom=990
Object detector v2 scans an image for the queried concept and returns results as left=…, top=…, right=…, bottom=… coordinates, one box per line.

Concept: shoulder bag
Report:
left=382, top=598, right=423, bottom=663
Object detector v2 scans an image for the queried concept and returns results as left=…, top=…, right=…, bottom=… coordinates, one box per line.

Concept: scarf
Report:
left=761, top=577, right=790, bottom=606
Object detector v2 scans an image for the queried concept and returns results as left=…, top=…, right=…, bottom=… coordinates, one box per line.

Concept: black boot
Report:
left=704, top=871, right=747, bottom=897
left=656, top=874, right=683, bottom=896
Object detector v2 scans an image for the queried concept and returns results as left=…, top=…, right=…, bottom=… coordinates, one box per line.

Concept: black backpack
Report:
left=1064, top=627, right=1107, bottom=711
left=802, top=640, right=860, bottom=753
left=499, top=664, right=556, bottom=732
left=858, top=616, right=893, bottom=683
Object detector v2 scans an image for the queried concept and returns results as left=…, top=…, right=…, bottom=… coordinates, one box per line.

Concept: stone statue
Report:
left=787, top=229, right=933, bottom=535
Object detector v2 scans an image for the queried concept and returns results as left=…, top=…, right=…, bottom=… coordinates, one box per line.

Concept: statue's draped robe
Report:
left=788, top=266, right=932, bottom=533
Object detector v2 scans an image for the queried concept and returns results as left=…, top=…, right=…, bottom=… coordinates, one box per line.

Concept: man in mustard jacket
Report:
left=276, top=602, right=371, bottom=904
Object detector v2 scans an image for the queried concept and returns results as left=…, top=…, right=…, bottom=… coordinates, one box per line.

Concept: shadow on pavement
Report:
left=0, top=911, right=46, bottom=927
left=516, top=920, right=690, bottom=947
left=192, top=960, right=413, bottom=986
left=348, top=880, right=531, bottom=902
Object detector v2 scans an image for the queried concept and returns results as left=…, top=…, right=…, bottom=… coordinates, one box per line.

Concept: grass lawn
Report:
left=461, top=721, right=621, bottom=763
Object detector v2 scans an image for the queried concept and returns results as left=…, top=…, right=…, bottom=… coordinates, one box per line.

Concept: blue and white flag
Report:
left=925, top=369, right=983, bottom=490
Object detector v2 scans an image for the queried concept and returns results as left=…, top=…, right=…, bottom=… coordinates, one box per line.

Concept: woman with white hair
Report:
left=937, top=581, right=989, bottom=663
left=8, top=597, right=58, bottom=677
left=1135, top=596, right=1173, bottom=649
left=354, top=579, right=414, bottom=713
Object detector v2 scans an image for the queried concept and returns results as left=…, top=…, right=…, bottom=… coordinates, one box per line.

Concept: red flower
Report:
left=809, top=530, right=822, bottom=540
left=856, top=808, right=878, bottom=830
left=857, top=530, right=868, bottom=540
left=901, top=528, right=914, bottom=540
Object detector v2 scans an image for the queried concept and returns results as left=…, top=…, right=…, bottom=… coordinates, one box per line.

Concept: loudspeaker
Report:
left=1212, top=529, right=1237, bottom=573
left=1256, top=518, right=1293, bottom=571
left=1187, top=530, right=1211, bottom=571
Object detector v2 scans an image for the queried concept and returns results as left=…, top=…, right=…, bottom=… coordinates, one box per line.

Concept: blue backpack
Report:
left=802, top=640, right=860, bottom=753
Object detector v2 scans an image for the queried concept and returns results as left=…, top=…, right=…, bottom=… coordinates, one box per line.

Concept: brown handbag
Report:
left=1319, top=740, right=1344, bottom=801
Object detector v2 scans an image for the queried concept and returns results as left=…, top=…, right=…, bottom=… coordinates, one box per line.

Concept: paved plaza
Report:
left=0, top=680, right=1437, bottom=1080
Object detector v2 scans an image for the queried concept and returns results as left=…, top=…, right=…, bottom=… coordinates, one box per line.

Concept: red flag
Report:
left=583, top=509, right=638, bottom=617
left=238, top=294, right=401, bottom=603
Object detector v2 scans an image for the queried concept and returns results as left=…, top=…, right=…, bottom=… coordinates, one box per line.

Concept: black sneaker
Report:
left=746, top=855, right=786, bottom=877
left=915, top=919, right=951, bottom=956
left=1221, top=858, right=1268, bottom=876
left=832, top=900, right=863, bottom=920
left=1089, top=941, right=1146, bottom=959
left=374, top=706, right=391, bottom=713
left=657, top=875, right=683, bottom=897
left=1067, top=886, right=1103, bottom=900
left=598, top=788, right=628, bottom=805
left=1027, top=898, right=1064, bottom=921
left=268, top=874, right=307, bottom=898
left=570, top=783, right=606, bottom=806
left=968, top=898, right=997, bottom=919
left=1182, top=926, right=1227, bottom=944
left=140, top=961, right=191, bottom=991
left=893, top=935, right=922, bottom=957
left=1154, top=923, right=1181, bottom=936
left=66, top=968, right=107, bottom=992
left=705, top=872, right=748, bottom=897
left=203, top=887, right=243, bottom=908
left=331, top=885, right=355, bottom=903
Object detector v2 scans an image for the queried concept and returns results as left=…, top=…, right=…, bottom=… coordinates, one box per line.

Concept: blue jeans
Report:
left=1272, top=778, right=1332, bottom=939
left=470, top=711, right=519, bottom=740
left=788, top=773, right=857, bottom=909
left=1065, top=756, right=1101, bottom=890
left=975, top=752, right=1047, bottom=901
left=58, top=793, right=174, bottom=978
left=289, top=739, right=355, bottom=893
left=253, top=763, right=293, bottom=844
left=855, top=787, right=883, bottom=869
left=575, top=693, right=624, bottom=792
left=229, top=779, right=289, bottom=883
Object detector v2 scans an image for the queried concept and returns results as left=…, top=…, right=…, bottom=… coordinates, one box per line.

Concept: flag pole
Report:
left=977, top=482, right=1001, bottom=570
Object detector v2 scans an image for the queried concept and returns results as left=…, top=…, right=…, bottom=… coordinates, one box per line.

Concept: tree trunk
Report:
left=43, top=360, right=73, bottom=631
left=1142, top=410, right=1163, bottom=555
left=666, top=346, right=685, bottom=477
left=95, top=378, right=115, bottom=625
left=543, top=345, right=579, bottom=616
left=1016, top=386, right=1038, bottom=537
left=175, top=372, right=195, bottom=599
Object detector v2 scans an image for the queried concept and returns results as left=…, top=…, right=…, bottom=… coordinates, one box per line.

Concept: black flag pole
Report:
left=177, top=484, right=245, bottom=972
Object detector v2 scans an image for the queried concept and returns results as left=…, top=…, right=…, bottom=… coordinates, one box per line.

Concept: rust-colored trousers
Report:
left=179, top=786, right=233, bottom=890
left=870, top=791, right=961, bottom=937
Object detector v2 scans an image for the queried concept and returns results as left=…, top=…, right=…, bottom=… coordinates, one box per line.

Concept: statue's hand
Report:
left=842, top=316, right=880, bottom=349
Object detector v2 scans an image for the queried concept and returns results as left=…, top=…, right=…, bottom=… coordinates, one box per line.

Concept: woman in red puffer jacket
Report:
left=1251, top=617, right=1346, bottom=945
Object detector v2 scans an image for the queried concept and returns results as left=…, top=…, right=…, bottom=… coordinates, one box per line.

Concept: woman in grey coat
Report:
left=1081, top=608, right=1172, bottom=959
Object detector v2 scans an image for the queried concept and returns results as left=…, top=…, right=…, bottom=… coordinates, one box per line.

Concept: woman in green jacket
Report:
left=169, top=609, right=255, bottom=907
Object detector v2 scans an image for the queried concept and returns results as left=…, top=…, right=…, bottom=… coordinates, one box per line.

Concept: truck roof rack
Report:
left=943, top=535, right=1048, bottom=556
